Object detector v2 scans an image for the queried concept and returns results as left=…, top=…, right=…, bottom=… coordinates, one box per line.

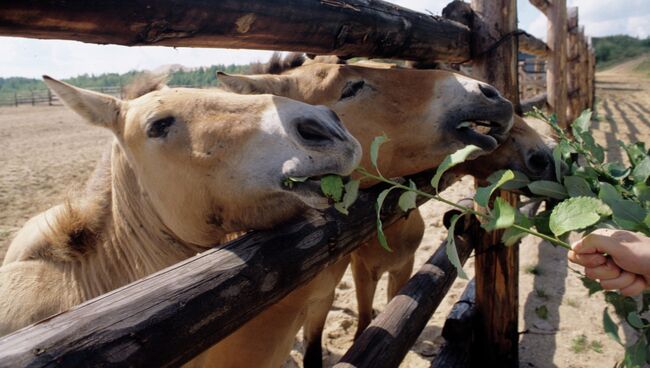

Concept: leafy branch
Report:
left=320, top=109, right=650, bottom=367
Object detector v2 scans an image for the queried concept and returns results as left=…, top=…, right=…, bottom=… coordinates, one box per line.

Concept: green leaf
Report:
left=533, top=210, right=553, bottom=237
left=320, top=175, right=344, bottom=202
left=502, top=211, right=533, bottom=246
left=446, top=214, right=468, bottom=280
left=632, top=156, right=650, bottom=183
left=375, top=187, right=395, bottom=251
left=398, top=180, right=417, bottom=212
left=580, top=132, right=605, bottom=163
left=602, top=162, right=631, bottom=180
left=627, top=312, right=648, bottom=329
left=605, top=198, right=647, bottom=231
left=598, top=182, right=623, bottom=203
left=528, top=180, right=569, bottom=200
left=370, top=134, right=389, bottom=170
left=603, top=308, right=622, bottom=345
left=334, top=179, right=360, bottom=215
left=622, top=141, right=647, bottom=167
left=571, top=109, right=592, bottom=136
left=475, top=170, right=515, bottom=207
left=633, top=183, right=650, bottom=204
left=549, top=197, right=612, bottom=236
left=483, top=197, right=516, bottom=231
left=581, top=276, right=603, bottom=296
left=624, top=339, right=647, bottom=368
left=431, top=145, right=482, bottom=192
left=535, top=305, right=549, bottom=320
left=487, top=170, right=530, bottom=190
left=564, top=176, right=595, bottom=197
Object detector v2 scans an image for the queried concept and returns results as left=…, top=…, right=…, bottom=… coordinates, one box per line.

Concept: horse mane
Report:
left=122, top=71, right=169, bottom=99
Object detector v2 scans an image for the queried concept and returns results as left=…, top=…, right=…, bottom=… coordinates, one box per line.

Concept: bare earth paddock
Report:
left=1, top=58, right=649, bottom=367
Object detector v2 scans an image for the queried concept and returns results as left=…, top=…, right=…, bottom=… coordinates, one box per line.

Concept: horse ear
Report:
left=43, top=75, right=121, bottom=129
left=217, top=72, right=267, bottom=95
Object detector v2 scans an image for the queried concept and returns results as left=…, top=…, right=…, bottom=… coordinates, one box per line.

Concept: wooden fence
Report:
left=0, top=0, right=595, bottom=367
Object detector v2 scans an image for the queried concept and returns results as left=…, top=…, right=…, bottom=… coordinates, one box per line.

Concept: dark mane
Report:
left=250, top=52, right=307, bottom=74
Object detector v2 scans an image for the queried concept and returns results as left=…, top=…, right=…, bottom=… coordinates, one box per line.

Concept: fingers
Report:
left=600, top=271, right=637, bottom=290
left=568, top=250, right=607, bottom=267
left=571, top=229, right=621, bottom=255
left=618, top=276, right=647, bottom=297
left=584, top=259, right=622, bottom=280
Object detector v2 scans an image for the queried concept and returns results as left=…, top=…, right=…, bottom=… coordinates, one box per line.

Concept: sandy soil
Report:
left=0, top=56, right=648, bottom=367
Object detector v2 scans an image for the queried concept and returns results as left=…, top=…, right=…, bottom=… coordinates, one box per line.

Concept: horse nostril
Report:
left=527, top=151, right=552, bottom=173
left=479, top=84, right=500, bottom=100
left=296, top=118, right=334, bottom=144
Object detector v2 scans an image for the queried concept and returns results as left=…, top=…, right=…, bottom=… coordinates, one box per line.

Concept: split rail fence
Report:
left=0, top=0, right=595, bottom=366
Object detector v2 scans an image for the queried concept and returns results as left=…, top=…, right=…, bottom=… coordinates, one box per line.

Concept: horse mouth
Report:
left=281, top=174, right=350, bottom=209
left=454, top=117, right=513, bottom=152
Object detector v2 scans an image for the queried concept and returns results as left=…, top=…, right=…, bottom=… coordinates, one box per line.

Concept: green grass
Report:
left=571, top=334, right=604, bottom=354
left=571, top=334, right=589, bottom=353
left=525, top=264, right=542, bottom=275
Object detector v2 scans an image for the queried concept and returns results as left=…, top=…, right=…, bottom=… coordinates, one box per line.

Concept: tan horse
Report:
left=0, top=76, right=362, bottom=336
left=210, top=56, right=552, bottom=367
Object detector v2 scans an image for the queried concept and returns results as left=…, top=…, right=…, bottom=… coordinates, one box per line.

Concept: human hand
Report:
left=568, top=229, right=650, bottom=297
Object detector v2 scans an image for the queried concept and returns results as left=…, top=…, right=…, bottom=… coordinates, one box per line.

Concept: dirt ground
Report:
left=1, top=56, right=649, bottom=367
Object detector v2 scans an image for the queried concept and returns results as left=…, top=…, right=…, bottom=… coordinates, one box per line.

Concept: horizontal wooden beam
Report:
left=529, top=0, right=551, bottom=15
left=0, top=0, right=471, bottom=62
left=431, top=279, right=477, bottom=368
left=0, top=169, right=447, bottom=367
left=335, top=209, right=483, bottom=368
left=519, top=31, right=549, bottom=57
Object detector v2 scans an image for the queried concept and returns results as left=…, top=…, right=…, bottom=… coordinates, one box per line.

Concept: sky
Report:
left=1, top=0, right=648, bottom=79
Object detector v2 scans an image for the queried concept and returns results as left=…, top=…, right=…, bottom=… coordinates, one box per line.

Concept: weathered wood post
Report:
left=47, top=89, right=52, bottom=106
left=579, top=29, right=588, bottom=112
left=30, top=90, right=34, bottom=106
left=566, top=7, right=579, bottom=122
left=470, top=0, right=520, bottom=366
left=546, top=0, right=568, bottom=128
left=14, top=91, right=17, bottom=107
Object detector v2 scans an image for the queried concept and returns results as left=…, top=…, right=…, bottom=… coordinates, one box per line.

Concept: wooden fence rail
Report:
left=0, top=0, right=471, bottom=62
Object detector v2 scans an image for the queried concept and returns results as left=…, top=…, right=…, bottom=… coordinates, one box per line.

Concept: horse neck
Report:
left=75, top=142, right=205, bottom=298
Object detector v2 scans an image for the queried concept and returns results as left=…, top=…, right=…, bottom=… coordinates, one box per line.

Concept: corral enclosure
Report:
left=3, top=0, right=643, bottom=367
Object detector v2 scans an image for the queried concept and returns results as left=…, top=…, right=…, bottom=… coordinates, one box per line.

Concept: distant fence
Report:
left=0, top=85, right=201, bottom=107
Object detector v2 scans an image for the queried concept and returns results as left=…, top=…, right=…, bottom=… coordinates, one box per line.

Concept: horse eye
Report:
left=147, top=117, right=175, bottom=138
left=340, top=80, right=366, bottom=100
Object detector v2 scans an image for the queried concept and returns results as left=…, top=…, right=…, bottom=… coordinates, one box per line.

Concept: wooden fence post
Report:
left=47, top=89, right=52, bottom=106
left=547, top=0, right=568, bottom=128
left=30, top=90, right=34, bottom=106
left=14, top=92, right=17, bottom=107
left=566, top=7, right=579, bottom=122
left=470, top=0, right=520, bottom=366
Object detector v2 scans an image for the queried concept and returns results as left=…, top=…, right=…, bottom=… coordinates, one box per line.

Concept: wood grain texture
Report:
left=0, top=0, right=470, bottom=62
left=547, top=0, right=568, bottom=128
left=430, top=279, right=477, bottom=368
left=334, top=214, right=483, bottom=368
left=529, top=0, right=551, bottom=15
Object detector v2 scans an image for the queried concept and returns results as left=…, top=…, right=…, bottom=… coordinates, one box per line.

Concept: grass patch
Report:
left=571, top=334, right=604, bottom=354
left=571, top=334, right=589, bottom=353
left=525, top=264, right=542, bottom=275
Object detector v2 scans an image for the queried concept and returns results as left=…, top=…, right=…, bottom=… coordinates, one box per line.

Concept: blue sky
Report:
left=1, top=0, right=648, bottom=78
